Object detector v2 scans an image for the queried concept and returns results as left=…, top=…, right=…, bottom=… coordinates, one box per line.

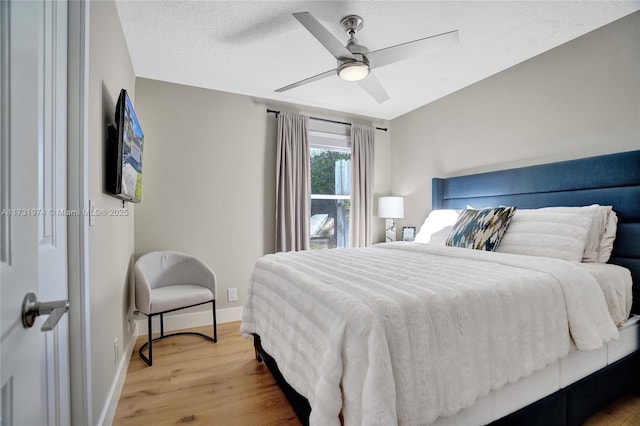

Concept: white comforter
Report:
left=240, top=243, right=619, bottom=425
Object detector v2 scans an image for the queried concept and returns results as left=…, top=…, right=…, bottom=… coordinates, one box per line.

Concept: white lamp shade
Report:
left=378, top=196, right=404, bottom=219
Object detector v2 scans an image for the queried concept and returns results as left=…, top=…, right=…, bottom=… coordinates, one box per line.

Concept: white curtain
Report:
left=275, top=112, right=310, bottom=252
left=349, top=123, right=375, bottom=247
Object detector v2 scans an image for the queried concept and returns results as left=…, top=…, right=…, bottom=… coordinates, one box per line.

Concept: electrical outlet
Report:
left=227, top=287, right=238, bottom=302
left=114, top=337, right=119, bottom=365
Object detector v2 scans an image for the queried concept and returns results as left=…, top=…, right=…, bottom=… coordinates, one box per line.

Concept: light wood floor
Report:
left=114, top=322, right=640, bottom=425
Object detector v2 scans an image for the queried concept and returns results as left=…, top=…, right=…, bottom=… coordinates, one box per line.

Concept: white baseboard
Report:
left=98, top=320, right=138, bottom=426
left=136, top=306, right=243, bottom=336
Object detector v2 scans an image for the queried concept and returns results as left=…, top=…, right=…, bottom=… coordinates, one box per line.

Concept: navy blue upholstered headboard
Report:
left=432, top=150, right=640, bottom=313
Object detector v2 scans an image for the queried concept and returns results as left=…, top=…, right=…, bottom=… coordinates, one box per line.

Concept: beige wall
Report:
left=390, top=11, right=640, bottom=230
left=134, top=78, right=391, bottom=312
left=88, top=1, right=136, bottom=423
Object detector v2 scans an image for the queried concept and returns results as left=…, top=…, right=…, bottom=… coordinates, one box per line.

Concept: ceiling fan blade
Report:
left=367, top=30, right=459, bottom=69
left=275, top=69, right=336, bottom=93
left=293, top=12, right=356, bottom=60
left=357, top=72, right=389, bottom=103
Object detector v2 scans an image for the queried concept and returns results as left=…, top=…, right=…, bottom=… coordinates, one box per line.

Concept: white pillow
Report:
left=597, top=210, right=618, bottom=263
left=429, top=226, right=453, bottom=245
left=414, top=209, right=460, bottom=243
left=496, top=206, right=597, bottom=262
left=582, top=205, right=612, bottom=263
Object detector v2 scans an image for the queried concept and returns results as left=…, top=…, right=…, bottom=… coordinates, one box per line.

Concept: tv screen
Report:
left=106, top=89, right=144, bottom=203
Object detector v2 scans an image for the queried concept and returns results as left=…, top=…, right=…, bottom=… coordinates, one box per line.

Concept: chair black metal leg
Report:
left=140, top=314, right=152, bottom=366
left=212, top=300, right=218, bottom=342
left=138, top=315, right=152, bottom=366
left=137, top=300, right=218, bottom=367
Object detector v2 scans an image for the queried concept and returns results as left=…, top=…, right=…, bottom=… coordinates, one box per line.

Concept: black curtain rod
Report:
left=266, top=109, right=388, bottom=132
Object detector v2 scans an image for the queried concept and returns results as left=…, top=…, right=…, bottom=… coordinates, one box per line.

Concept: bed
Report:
left=241, top=150, right=640, bottom=425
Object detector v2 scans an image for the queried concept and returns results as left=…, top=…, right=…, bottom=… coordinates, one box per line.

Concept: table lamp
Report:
left=378, top=196, right=404, bottom=242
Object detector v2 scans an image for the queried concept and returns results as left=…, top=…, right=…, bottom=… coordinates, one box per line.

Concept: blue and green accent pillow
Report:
left=446, top=207, right=517, bottom=251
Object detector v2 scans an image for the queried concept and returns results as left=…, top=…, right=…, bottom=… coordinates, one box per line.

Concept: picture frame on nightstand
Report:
left=401, top=226, right=416, bottom=242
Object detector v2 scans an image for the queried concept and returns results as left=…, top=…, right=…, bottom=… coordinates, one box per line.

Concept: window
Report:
left=309, top=131, right=351, bottom=249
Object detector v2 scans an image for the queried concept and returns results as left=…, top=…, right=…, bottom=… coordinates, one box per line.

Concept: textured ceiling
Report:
left=116, top=1, right=640, bottom=120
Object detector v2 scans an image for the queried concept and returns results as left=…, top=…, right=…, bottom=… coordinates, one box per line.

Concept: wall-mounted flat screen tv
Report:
left=106, top=89, right=143, bottom=203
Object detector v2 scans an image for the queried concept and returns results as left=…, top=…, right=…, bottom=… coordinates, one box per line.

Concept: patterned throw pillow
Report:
left=446, top=207, right=517, bottom=251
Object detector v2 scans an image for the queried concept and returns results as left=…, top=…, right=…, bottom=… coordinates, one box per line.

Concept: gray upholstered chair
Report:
left=134, top=251, right=217, bottom=366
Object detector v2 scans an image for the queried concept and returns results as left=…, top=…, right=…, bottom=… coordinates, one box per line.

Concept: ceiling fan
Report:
left=275, top=12, right=459, bottom=103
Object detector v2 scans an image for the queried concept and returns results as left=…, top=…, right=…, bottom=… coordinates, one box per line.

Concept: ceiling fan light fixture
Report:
left=338, top=61, right=370, bottom=82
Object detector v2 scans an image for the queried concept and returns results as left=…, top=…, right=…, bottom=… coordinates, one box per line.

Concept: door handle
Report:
left=21, top=292, right=69, bottom=332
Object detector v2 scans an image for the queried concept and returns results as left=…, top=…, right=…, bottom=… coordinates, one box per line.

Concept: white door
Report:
left=1, top=1, right=71, bottom=425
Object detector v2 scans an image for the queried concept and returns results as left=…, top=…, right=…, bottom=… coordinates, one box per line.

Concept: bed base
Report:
left=253, top=335, right=311, bottom=426
left=254, top=333, right=639, bottom=425
left=492, top=352, right=640, bottom=426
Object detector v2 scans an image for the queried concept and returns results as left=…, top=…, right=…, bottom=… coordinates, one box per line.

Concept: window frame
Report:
left=309, top=131, right=352, bottom=249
